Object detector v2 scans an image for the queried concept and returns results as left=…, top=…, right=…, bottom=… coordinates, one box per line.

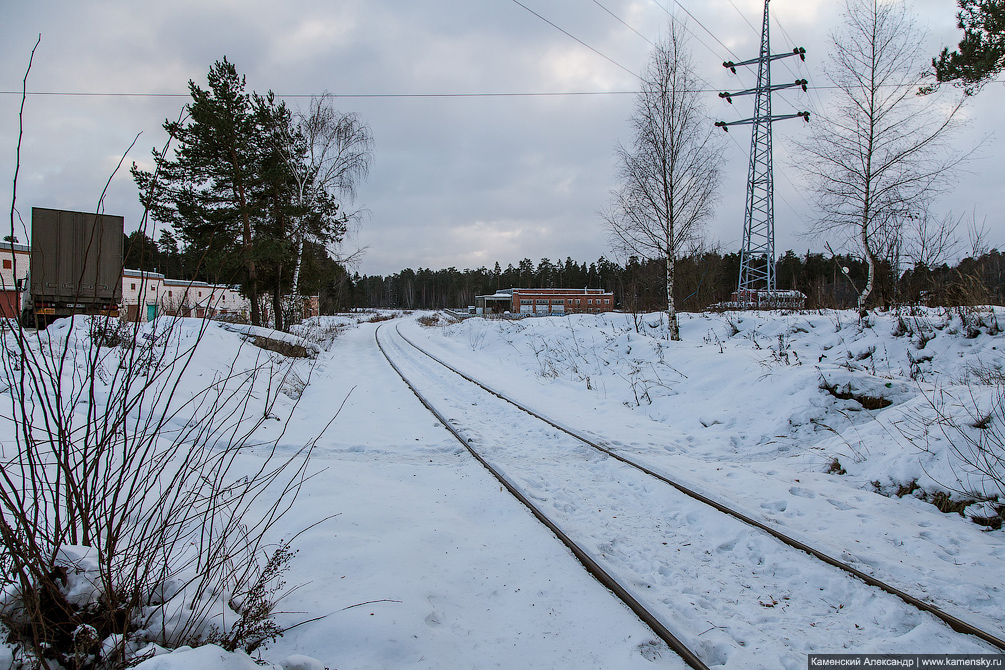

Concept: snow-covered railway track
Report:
left=375, top=322, right=1004, bottom=666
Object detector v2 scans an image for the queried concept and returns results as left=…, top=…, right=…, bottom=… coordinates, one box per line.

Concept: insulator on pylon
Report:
left=726, top=2, right=810, bottom=298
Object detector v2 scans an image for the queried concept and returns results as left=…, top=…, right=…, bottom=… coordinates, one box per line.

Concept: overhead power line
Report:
left=592, top=0, right=732, bottom=94
left=725, top=0, right=759, bottom=34
left=0, top=90, right=639, bottom=100
left=3, top=80, right=985, bottom=101
left=323, top=90, right=638, bottom=99
left=649, top=0, right=757, bottom=93
left=590, top=0, right=654, bottom=46
left=0, top=91, right=190, bottom=98
left=508, top=0, right=638, bottom=78
left=657, top=0, right=742, bottom=62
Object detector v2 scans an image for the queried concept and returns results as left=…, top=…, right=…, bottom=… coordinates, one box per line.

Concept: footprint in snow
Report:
left=788, top=486, right=816, bottom=499
left=827, top=498, right=854, bottom=510
left=760, top=500, right=788, bottom=513
left=636, top=640, right=665, bottom=661
left=716, top=539, right=737, bottom=553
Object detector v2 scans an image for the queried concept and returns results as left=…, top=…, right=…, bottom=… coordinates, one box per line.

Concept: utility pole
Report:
left=716, top=0, right=808, bottom=303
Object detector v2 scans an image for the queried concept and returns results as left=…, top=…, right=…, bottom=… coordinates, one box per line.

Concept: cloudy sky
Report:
left=1, top=0, right=1002, bottom=277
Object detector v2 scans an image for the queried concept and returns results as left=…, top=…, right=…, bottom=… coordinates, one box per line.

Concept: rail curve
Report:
left=376, top=320, right=1005, bottom=665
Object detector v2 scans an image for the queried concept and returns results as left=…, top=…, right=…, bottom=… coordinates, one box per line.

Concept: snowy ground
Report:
left=3, top=307, right=1004, bottom=668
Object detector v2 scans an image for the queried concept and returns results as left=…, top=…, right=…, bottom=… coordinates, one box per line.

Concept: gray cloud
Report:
left=2, top=0, right=1001, bottom=276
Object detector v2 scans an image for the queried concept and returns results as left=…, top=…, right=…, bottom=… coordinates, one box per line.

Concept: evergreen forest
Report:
left=123, top=227, right=1005, bottom=314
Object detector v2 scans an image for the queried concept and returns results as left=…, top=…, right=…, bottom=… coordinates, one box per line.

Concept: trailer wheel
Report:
left=20, top=309, right=45, bottom=330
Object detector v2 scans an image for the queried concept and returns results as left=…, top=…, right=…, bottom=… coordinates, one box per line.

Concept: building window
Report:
left=130, top=283, right=136, bottom=290
left=588, top=299, right=593, bottom=305
left=520, top=299, right=532, bottom=305
left=2, top=260, right=10, bottom=269
left=168, top=291, right=173, bottom=297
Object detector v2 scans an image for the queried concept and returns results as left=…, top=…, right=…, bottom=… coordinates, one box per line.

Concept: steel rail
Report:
left=392, top=322, right=1005, bottom=653
left=374, top=324, right=711, bottom=670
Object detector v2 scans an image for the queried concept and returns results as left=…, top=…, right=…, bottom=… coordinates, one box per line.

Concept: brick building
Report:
left=0, top=242, right=30, bottom=319
left=474, top=288, right=615, bottom=316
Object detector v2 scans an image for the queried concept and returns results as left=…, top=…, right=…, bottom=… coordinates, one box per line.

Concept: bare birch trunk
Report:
left=290, top=234, right=303, bottom=296
left=859, top=223, right=877, bottom=318
left=666, top=250, right=679, bottom=341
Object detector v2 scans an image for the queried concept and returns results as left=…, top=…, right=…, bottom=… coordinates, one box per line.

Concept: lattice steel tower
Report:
left=716, top=0, right=808, bottom=298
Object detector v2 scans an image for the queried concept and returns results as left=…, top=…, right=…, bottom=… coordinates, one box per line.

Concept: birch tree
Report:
left=605, top=23, right=723, bottom=340
left=798, top=0, right=966, bottom=315
left=285, top=95, right=373, bottom=296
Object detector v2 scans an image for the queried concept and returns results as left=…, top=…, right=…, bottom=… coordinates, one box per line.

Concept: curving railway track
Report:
left=375, top=321, right=1005, bottom=668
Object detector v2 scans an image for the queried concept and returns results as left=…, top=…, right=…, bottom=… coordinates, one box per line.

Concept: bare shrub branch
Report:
left=2, top=42, right=333, bottom=670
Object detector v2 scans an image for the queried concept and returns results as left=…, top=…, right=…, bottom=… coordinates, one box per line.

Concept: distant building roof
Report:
left=476, top=287, right=612, bottom=300
left=162, top=278, right=212, bottom=288
left=124, top=268, right=165, bottom=279
left=511, top=287, right=611, bottom=294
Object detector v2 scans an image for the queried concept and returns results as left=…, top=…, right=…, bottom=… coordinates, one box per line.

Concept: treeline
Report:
left=348, top=249, right=1005, bottom=312
left=125, top=227, right=1005, bottom=313
left=354, top=257, right=623, bottom=310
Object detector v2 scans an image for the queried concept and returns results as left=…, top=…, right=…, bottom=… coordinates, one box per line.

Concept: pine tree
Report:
left=252, top=93, right=302, bottom=330
left=133, top=58, right=265, bottom=325
left=933, top=0, right=1005, bottom=93
left=123, top=230, right=161, bottom=273
left=157, top=230, right=185, bottom=280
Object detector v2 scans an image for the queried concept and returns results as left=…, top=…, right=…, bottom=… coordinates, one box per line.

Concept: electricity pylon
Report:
left=715, top=0, right=808, bottom=300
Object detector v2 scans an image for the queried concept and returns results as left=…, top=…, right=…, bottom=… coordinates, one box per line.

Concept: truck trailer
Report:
left=20, top=207, right=123, bottom=328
